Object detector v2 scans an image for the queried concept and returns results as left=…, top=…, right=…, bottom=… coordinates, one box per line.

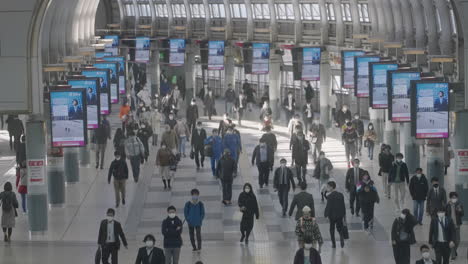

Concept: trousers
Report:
left=392, top=243, right=410, bottom=264
left=222, top=181, right=232, bottom=201
left=193, top=147, right=205, bottom=168
left=277, top=186, right=289, bottom=213
left=189, top=226, right=202, bottom=249
left=257, top=162, right=270, bottom=187
left=113, top=179, right=126, bottom=205
left=329, top=218, right=344, bottom=246
left=349, top=189, right=360, bottom=215
left=96, top=143, right=107, bottom=167
left=129, top=155, right=141, bottom=182
left=434, top=242, right=451, bottom=264
left=392, top=182, right=406, bottom=211
left=101, top=243, right=118, bottom=264
left=164, top=247, right=181, bottom=264
left=413, top=200, right=425, bottom=223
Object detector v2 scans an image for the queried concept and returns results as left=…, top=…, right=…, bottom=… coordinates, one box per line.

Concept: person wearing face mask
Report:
left=234, top=92, right=247, bottom=126
left=351, top=114, right=364, bottom=156
left=161, top=206, right=183, bottom=264
left=184, top=189, right=205, bottom=252
left=302, top=101, right=315, bottom=135
left=358, top=183, right=379, bottom=233
left=224, top=84, right=236, bottom=114
left=342, top=122, right=358, bottom=168
left=93, top=118, right=112, bottom=169
left=290, top=130, right=310, bottom=184
left=288, top=114, right=303, bottom=136
left=283, top=92, right=296, bottom=125
left=324, top=181, right=346, bottom=248
left=217, top=149, right=236, bottom=205
left=191, top=122, right=207, bottom=170
left=150, top=108, right=162, bottom=146
left=308, top=119, right=326, bottom=164
left=260, top=126, right=277, bottom=154
left=409, top=168, right=429, bottom=225
left=161, top=125, right=179, bottom=155
left=378, top=144, right=394, bottom=199
left=388, top=153, right=410, bottom=212
left=293, top=237, right=322, bottom=264
left=445, top=192, right=463, bottom=260
left=259, top=101, right=273, bottom=130
left=295, top=206, right=323, bottom=250
left=97, top=208, right=128, bottom=264
left=156, top=143, right=173, bottom=190
left=238, top=183, right=259, bottom=244
left=124, top=130, right=145, bottom=182
left=107, top=151, right=129, bottom=208
left=391, top=209, right=417, bottom=264
left=429, top=207, right=456, bottom=264
left=363, top=123, right=377, bottom=160
left=335, top=104, right=351, bottom=128
left=415, top=244, right=437, bottom=264
left=136, top=102, right=146, bottom=119
left=313, top=152, right=333, bottom=202
left=140, top=106, right=152, bottom=124
left=426, top=177, right=447, bottom=217
left=345, top=159, right=366, bottom=216
left=251, top=139, right=274, bottom=188
left=174, top=118, right=190, bottom=158
left=135, top=234, right=165, bottom=264
left=203, top=129, right=223, bottom=177
left=203, top=89, right=215, bottom=120
left=165, top=113, right=177, bottom=130
left=273, top=158, right=296, bottom=216
left=152, top=94, right=161, bottom=112
left=186, top=99, right=199, bottom=132
left=137, top=122, right=152, bottom=163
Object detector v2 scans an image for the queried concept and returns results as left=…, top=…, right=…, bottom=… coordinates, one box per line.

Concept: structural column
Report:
left=426, top=139, right=445, bottom=187
left=225, top=46, right=235, bottom=89
left=401, top=123, right=420, bottom=173
left=269, top=52, right=281, bottom=122
left=64, top=147, right=80, bottom=183
left=453, top=110, right=468, bottom=219
left=47, top=148, right=65, bottom=206
left=25, top=115, right=48, bottom=233
left=79, top=130, right=91, bottom=166
left=185, top=43, right=195, bottom=103
left=319, top=51, right=331, bottom=127
left=384, top=110, right=400, bottom=153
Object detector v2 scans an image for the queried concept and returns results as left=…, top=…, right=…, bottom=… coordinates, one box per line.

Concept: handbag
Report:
left=95, top=246, right=102, bottom=264
left=364, top=139, right=368, bottom=148
left=341, top=218, right=349, bottom=240
left=190, top=150, right=195, bottom=160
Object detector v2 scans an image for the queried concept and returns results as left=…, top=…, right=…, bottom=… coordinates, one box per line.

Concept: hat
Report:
left=302, top=206, right=311, bottom=212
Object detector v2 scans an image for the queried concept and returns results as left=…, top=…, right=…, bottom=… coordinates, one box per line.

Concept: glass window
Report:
left=230, top=4, right=247, bottom=18
left=155, top=4, right=168, bottom=17
left=301, top=3, right=321, bottom=21
left=357, top=3, right=370, bottom=22
left=276, top=4, right=294, bottom=20
left=326, top=3, right=335, bottom=21
left=210, top=4, right=226, bottom=18
left=125, top=4, right=135, bottom=17
left=252, top=3, right=270, bottom=19
left=341, top=3, right=352, bottom=22
left=449, top=9, right=457, bottom=35
left=191, top=4, right=206, bottom=18
left=139, top=4, right=151, bottom=17
left=435, top=9, right=442, bottom=33
left=172, top=4, right=186, bottom=18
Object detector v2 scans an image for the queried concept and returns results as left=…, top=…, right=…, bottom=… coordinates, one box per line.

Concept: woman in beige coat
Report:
left=150, top=109, right=162, bottom=146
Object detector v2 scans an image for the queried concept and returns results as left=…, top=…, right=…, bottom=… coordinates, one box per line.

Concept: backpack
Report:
left=2, top=193, right=13, bottom=211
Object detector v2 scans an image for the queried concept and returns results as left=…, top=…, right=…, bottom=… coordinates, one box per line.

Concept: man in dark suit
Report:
left=191, top=121, right=207, bottom=170
left=216, top=149, right=236, bottom=205
left=273, top=158, right=296, bottom=216
left=290, top=130, right=310, bottom=183
left=426, top=177, right=447, bottom=217
left=186, top=99, right=199, bottom=132
left=251, top=139, right=274, bottom=188
left=283, top=92, right=296, bottom=125
left=98, top=208, right=128, bottom=264
left=429, top=207, right=456, bottom=264
left=288, top=182, right=315, bottom=220
left=68, top=99, right=83, bottom=120
left=324, top=181, right=346, bottom=248
left=234, top=92, right=247, bottom=126
left=345, top=159, right=366, bottom=216
left=415, top=244, right=437, bottom=264
left=135, top=234, right=165, bottom=264
left=434, top=91, right=448, bottom=112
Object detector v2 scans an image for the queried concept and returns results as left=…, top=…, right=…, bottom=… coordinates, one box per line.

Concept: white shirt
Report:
left=288, top=97, right=293, bottom=109
left=107, top=220, right=115, bottom=243
left=437, top=217, right=446, bottom=242
left=306, top=105, right=312, bottom=118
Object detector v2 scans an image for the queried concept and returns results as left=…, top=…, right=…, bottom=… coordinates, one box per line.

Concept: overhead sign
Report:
left=301, top=47, right=321, bottom=81
left=355, top=55, right=380, bottom=97
left=169, top=39, right=186, bottom=66
left=388, top=70, right=421, bottom=122
left=102, top=56, right=126, bottom=95
left=94, top=62, right=119, bottom=104
left=67, top=78, right=100, bottom=129
left=81, top=69, right=111, bottom=115
left=135, top=36, right=151, bottom=63
left=341, top=50, right=365, bottom=89
left=208, top=41, right=225, bottom=70
left=28, top=159, right=46, bottom=185
left=369, top=62, right=398, bottom=109
left=252, top=43, right=270, bottom=74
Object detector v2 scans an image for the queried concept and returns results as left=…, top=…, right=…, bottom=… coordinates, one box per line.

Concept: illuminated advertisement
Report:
left=104, top=35, right=119, bottom=55
left=369, top=62, right=398, bottom=109
left=388, top=71, right=421, bottom=122
left=252, top=43, right=270, bottom=74
left=208, top=41, right=225, bottom=70
left=355, top=55, right=380, bottom=97
left=341, top=50, right=365, bottom=89
left=169, top=39, right=186, bottom=66
left=135, top=36, right=151, bottom=63
left=81, top=69, right=111, bottom=115
left=301, top=47, right=321, bottom=81
left=50, top=89, right=87, bottom=147
left=102, top=56, right=126, bottom=94
left=96, top=52, right=112, bottom=59
left=67, top=79, right=100, bottom=129
left=94, top=62, right=119, bottom=104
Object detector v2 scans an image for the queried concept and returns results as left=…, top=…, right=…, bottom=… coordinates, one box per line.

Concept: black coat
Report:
left=135, top=247, right=165, bottom=264
left=16, top=142, right=26, bottom=165
left=378, top=153, right=394, bottom=173
left=359, top=189, right=379, bottom=216
left=391, top=216, right=417, bottom=244
left=324, top=191, right=346, bottom=221
left=238, top=192, right=259, bottom=231
left=335, top=109, right=351, bottom=127
left=260, top=132, right=277, bottom=152
left=235, top=97, right=248, bottom=110
left=186, top=105, right=199, bottom=123
left=161, top=216, right=183, bottom=248
left=216, top=155, right=236, bottom=183
left=293, top=248, right=322, bottom=264
left=97, top=220, right=128, bottom=249
left=409, top=175, right=429, bottom=201
left=283, top=97, right=296, bottom=111
left=251, top=145, right=274, bottom=167
left=289, top=191, right=315, bottom=220
left=304, top=85, right=314, bottom=102
left=388, top=161, right=410, bottom=184
left=426, top=187, right=447, bottom=216
left=445, top=202, right=464, bottom=226
left=108, top=159, right=129, bottom=182
left=429, top=216, right=456, bottom=246
left=291, top=137, right=310, bottom=165
left=273, top=166, right=296, bottom=191
left=352, top=119, right=364, bottom=136
left=345, top=167, right=367, bottom=191
left=191, top=128, right=207, bottom=149
left=218, top=120, right=230, bottom=137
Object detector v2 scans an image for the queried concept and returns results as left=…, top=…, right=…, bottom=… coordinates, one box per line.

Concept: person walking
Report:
left=358, top=183, right=379, bottom=232
left=108, top=151, right=129, bottom=208
left=415, top=244, right=437, bottom=264
left=15, top=162, right=27, bottom=213
left=309, top=119, right=326, bottom=163
left=446, top=192, right=463, bottom=260
left=7, top=116, right=24, bottom=151
left=156, top=143, right=174, bottom=190
left=124, top=130, right=145, bottom=182
left=135, top=234, right=165, bottom=264
left=291, top=130, right=310, bottom=183
left=283, top=92, right=296, bottom=125
left=260, top=126, right=277, bottom=154
left=342, top=122, right=358, bottom=168
left=273, top=158, right=296, bottom=216
left=161, top=125, right=179, bottom=154
left=184, top=189, right=205, bottom=252
left=352, top=114, right=364, bottom=156
left=251, top=139, right=274, bottom=188
left=302, top=102, right=314, bottom=133
left=222, top=127, right=241, bottom=173
left=378, top=144, right=394, bottom=199
left=191, top=122, right=207, bottom=170
left=165, top=113, right=177, bottom=130
left=174, top=118, right=190, bottom=158
left=238, top=183, right=259, bottom=244
left=203, top=129, right=223, bottom=177
left=150, top=108, right=162, bottom=146
left=97, top=208, right=128, bottom=264
left=313, top=152, right=333, bottom=202
left=242, top=79, right=256, bottom=111
left=426, top=177, right=447, bottom=217
left=391, top=209, right=417, bottom=264
left=288, top=114, right=303, bottom=136
left=113, top=128, right=127, bottom=160
left=0, top=182, right=18, bottom=242
left=304, top=81, right=314, bottom=103
left=293, top=238, right=322, bottom=264
left=289, top=182, right=315, bottom=220
left=94, top=119, right=111, bottom=169
left=161, top=206, right=183, bottom=264
left=234, top=93, right=247, bottom=126
left=409, top=168, right=429, bottom=225
left=186, top=99, right=199, bottom=132
left=335, top=105, right=351, bottom=128
left=324, top=181, right=346, bottom=248
left=225, top=84, right=236, bottom=114
left=363, top=123, right=377, bottom=160
left=119, top=102, right=131, bottom=134
left=216, top=149, right=236, bottom=205
left=137, top=122, right=152, bottom=163
left=218, top=114, right=231, bottom=138
left=203, top=90, right=215, bottom=120
left=345, top=159, right=366, bottom=216
left=295, top=206, right=322, bottom=250
left=429, top=207, right=456, bottom=264
left=388, top=153, right=410, bottom=212
left=15, top=135, right=26, bottom=166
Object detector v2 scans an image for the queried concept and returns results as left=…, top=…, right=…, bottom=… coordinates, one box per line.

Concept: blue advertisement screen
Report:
left=94, top=62, right=119, bottom=104
left=81, top=69, right=111, bottom=115
left=104, top=35, right=119, bottom=55
left=96, top=52, right=112, bottom=59
left=102, top=56, right=126, bottom=94
left=169, top=39, right=185, bottom=66
left=370, top=63, right=398, bottom=109
left=342, top=51, right=365, bottom=89
left=302, top=47, right=321, bottom=81
left=355, top=56, right=380, bottom=97
left=208, top=41, right=225, bottom=70
left=252, top=43, right=270, bottom=74
left=390, top=72, right=420, bottom=122
left=135, top=36, right=150, bottom=63
left=68, top=79, right=100, bottom=129
left=415, top=82, right=449, bottom=139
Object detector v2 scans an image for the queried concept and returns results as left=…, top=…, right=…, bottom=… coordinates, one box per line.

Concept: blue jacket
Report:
left=184, top=201, right=205, bottom=227
left=204, top=136, right=223, bottom=160
left=223, top=133, right=240, bottom=161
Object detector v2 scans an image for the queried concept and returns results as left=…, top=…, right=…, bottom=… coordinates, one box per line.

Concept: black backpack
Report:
left=1, top=193, right=13, bottom=211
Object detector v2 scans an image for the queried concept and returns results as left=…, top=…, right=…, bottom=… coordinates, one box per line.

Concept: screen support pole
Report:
left=426, top=139, right=445, bottom=187
left=401, top=123, right=420, bottom=173
left=64, top=147, right=80, bottom=183
left=454, top=110, right=468, bottom=220
left=79, top=130, right=91, bottom=166
left=269, top=53, right=281, bottom=122
left=384, top=109, right=400, bottom=154
left=319, top=52, right=331, bottom=128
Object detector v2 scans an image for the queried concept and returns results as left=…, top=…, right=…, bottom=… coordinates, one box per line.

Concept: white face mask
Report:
left=145, top=241, right=154, bottom=248
left=304, top=244, right=313, bottom=250
left=191, top=102, right=196, bottom=105
left=422, top=252, right=430, bottom=259
left=354, top=116, right=359, bottom=120
left=369, top=126, right=373, bottom=130
left=107, top=216, right=114, bottom=222
left=397, top=159, right=402, bottom=162
left=169, top=213, right=176, bottom=219
left=437, top=212, right=445, bottom=218
left=280, top=163, right=286, bottom=168
left=416, top=174, right=421, bottom=178
left=115, top=156, right=121, bottom=161
left=451, top=198, right=458, bottom=203
left=141, top=125, right=146, bottom=129
left=245, top=188, right=251, bottom=193
left=400, top=214, right=406, bottom=220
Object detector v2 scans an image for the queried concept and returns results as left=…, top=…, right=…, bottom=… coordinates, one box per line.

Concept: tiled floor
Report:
left=0, top=103, right=467, bottom=264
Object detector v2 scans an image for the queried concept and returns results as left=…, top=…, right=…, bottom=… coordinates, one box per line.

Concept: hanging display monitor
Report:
left=135, top=36, right=151, bottom=63
left=81, top=69, right=111, bottom=115
left=412, top=81, right=450, bottom=139
left=301, top=47, right=321, bottom=81
left=96, top=52, right=112, bottom=59
left=104, top=35, right=119, bottom=55
left=355, top=55, right=380, bottom=97
left=252, top=43, right=270, bottom=74
left=94, top=62, right=119, bottom=104
left=169, top=39, right=186, bottom=66
left=369, top=61, right=398, bottom=109
left=49, top=89, right=88, bottom=147
left=388, top=70, right=421, bottom=122
left=67, top=78, right=100, bottom=129
left=341, top=50, right=365, bottom=89
left=102, top=56, right=126, bottom=94
left=282, top=48, right=293, bottom=66
left=208, top=41, right=225, bottom=70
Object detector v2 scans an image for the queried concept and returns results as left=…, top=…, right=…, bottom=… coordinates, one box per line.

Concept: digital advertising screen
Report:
left=388, top=71, right=421, bottom=122
left=341, top=50, right=365, bottom=89
left=208, top=41, right=225, bottom=70
left=135, top=36, right=151, bottom=63
left=67, top=78, right=100, bottom=129
left=169, top=39, right=186, bottom=66
left=412, top=81, right=450, bottom=139
left=81, top=69, right=111, bottom=115
left=355, top=55, right=380, bottom=97
left=369, top=62, right=398, bottom=109
left=102, top=56, right=126, bottom=94
left=301, top=47, right=321, bottom=81
left=96, top=52, right=112, bottom=59
left=94, top=62, right=119, bottom=104
left=49, top=89, right=87, bottom=147
left=282, top=48, right=293, bottom=66
left=104, top=35, right=119, bottom=55
left=252, top=43, right=270, bottom=74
